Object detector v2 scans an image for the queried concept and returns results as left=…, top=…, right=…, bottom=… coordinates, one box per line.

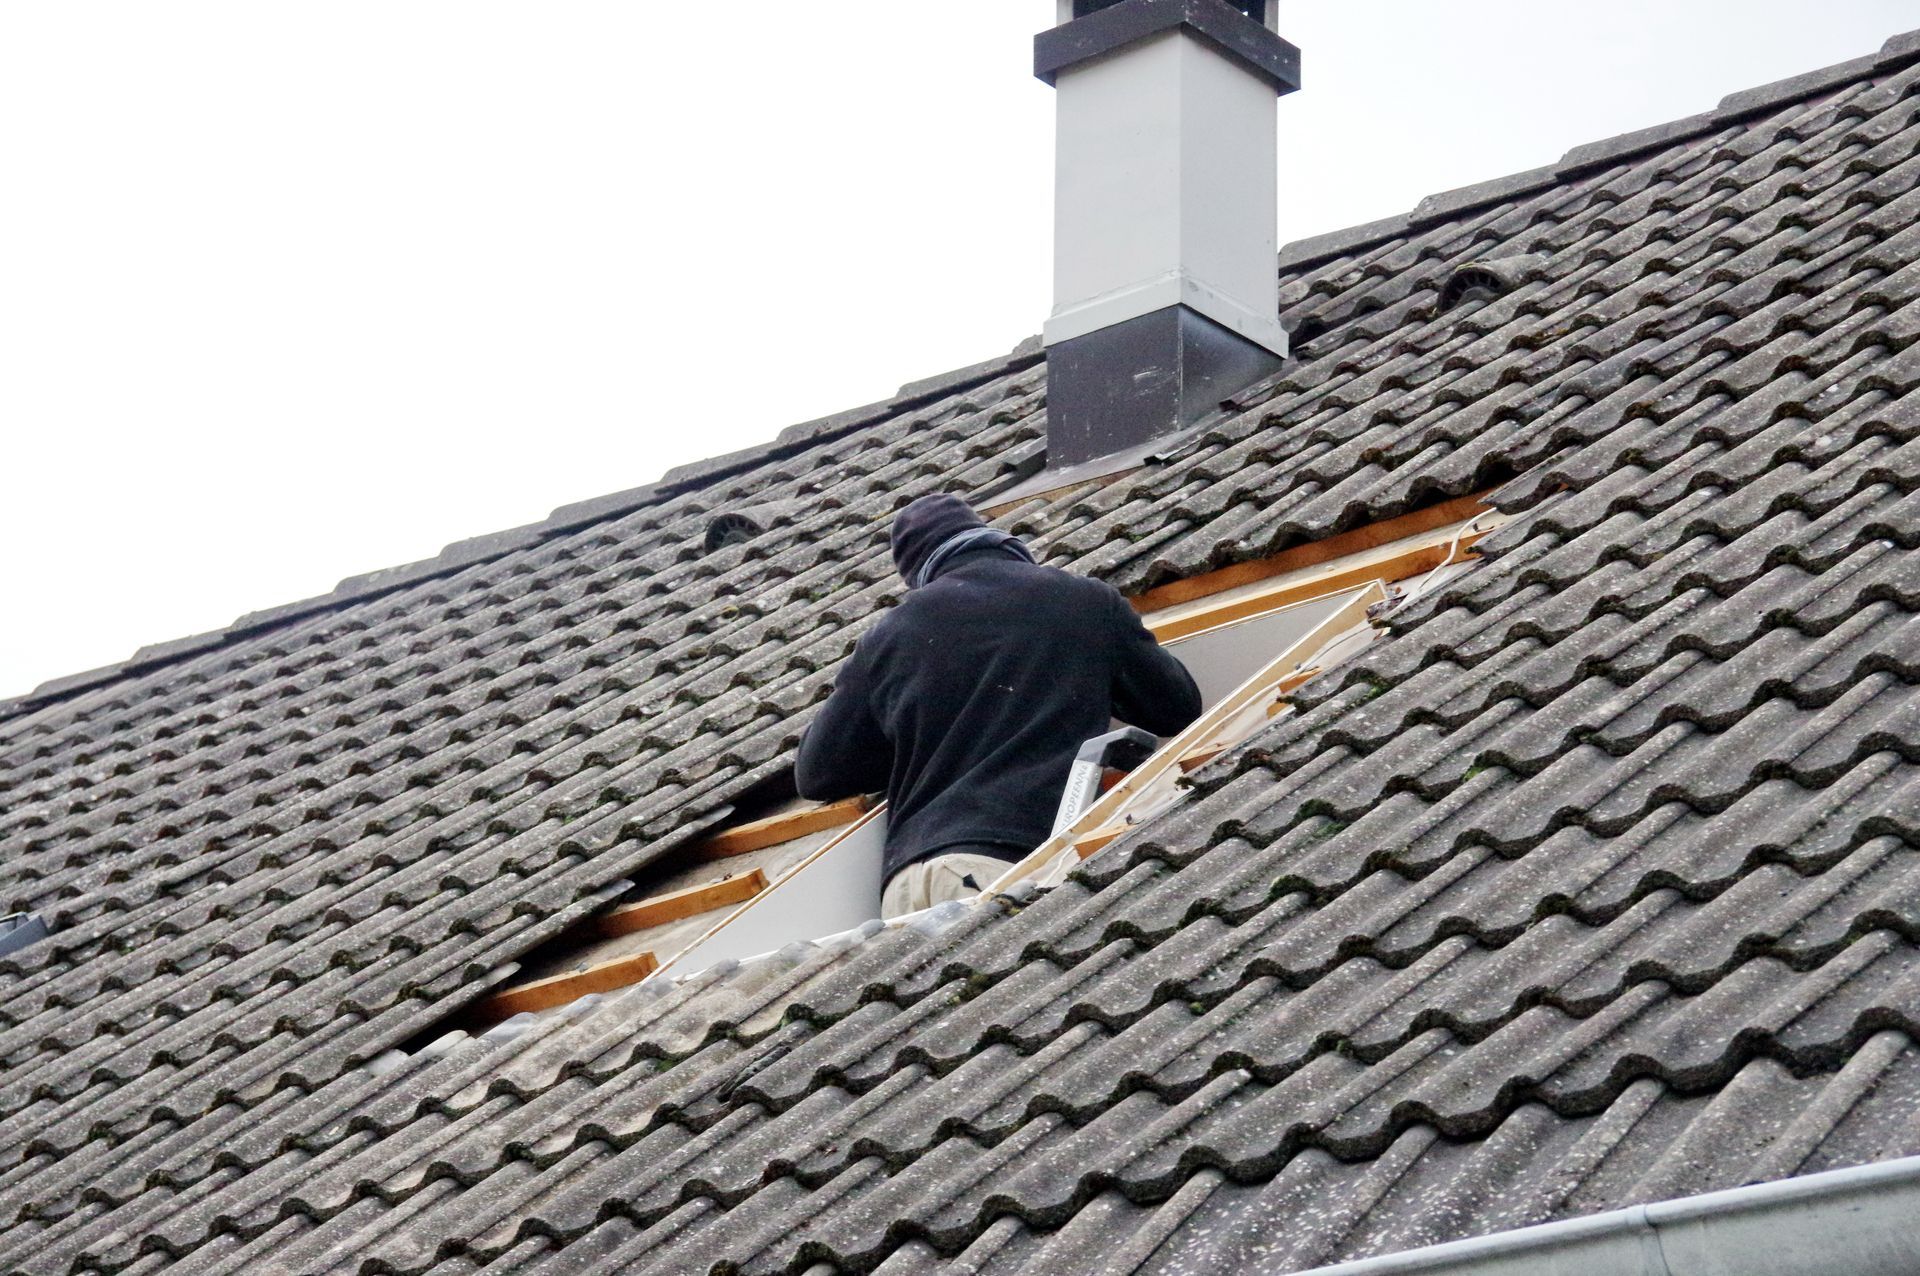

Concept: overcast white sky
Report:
left=2, top=2, right=1913, bottom=700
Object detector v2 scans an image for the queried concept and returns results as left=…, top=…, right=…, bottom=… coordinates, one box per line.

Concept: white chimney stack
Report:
left=1035, top=0, right=1300, bottom=477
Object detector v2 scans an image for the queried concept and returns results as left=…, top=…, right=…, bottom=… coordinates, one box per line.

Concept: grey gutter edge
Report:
left=1295, top=1154, right=1920, bottom=1276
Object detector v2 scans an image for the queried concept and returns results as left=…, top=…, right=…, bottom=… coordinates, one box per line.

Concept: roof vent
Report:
left=0, top=911, right=49, bottom=960
left=1438, top=253, right=1548, bottom=311
left=1033, top=0, right=1301, bottom=486
left=703, top=499, right=808, bottom=554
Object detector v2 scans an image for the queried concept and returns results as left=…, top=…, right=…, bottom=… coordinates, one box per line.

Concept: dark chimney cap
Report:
left=1075, top=0, right=1264, bottom=19
left=1037, top=0, right=1300, bottom=94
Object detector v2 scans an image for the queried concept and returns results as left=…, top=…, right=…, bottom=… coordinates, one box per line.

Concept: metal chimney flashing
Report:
left=986, top=434, right=1165, bottom=509
left=1035, top=0, right=1301, bottom=94
left=1045, top=305, right=1280, bottom=468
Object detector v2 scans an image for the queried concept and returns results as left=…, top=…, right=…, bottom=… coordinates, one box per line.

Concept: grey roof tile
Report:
left=1409, top=165, right=1564, bottom=227
left=1714, top=52, right=1892, bottom=119
left=1558, top=113, right=1725, bottom=175
left=1274, top=214, right=1412, bottom=273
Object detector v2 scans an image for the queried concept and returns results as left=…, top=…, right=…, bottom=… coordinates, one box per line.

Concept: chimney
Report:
left=1035, top=0, right=1300, bottom=479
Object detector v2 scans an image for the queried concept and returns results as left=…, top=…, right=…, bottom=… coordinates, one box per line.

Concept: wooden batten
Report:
left=589, top=869, right=770, bottom=939
left=691, top=795, right=871, bottom=861
left=1134, top=491, right=1495, bottom=620
left=1177, top=743, right=1230, bottom=773
left=1141, top=515, right=1499, bottom=642
left=1072, top=825, right=1127, bottom=858
left=1276, top=667, right=1322, bottom=694
left=470, top=949, right=660, bottom=1021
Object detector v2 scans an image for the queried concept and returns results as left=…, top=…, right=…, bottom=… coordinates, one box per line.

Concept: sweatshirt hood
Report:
left=890, top=494, right=987, bottom=586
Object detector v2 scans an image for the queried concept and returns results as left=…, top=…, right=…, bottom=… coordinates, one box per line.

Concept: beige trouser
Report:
left=881, top=851, right=1011, bottom=917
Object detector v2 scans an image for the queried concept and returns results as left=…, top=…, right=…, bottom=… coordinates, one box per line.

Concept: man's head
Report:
left=890, top=494, right=985, bottom=587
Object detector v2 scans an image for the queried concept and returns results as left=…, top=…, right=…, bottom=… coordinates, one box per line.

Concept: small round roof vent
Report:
left=704, top=514, right=759, bottom=553
left=1438, top=252, right=1549, bottom=311
left=702, top=499, right=808, bottom=554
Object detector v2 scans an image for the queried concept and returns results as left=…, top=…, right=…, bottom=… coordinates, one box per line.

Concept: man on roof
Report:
left=796, top=493, right=1203, bottom=917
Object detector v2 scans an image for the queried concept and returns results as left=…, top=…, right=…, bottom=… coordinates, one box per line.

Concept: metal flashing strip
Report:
left=982, top=437, right=1162, bottom=512
left=1043, top=306, right=1285, bottom=467
left=1042, top=271, right=1292, bottom=355
left=1299, top=1154, right=1920, bottom=1276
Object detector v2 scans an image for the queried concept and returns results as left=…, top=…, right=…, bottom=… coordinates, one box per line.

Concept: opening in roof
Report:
left=702, top=582, right=1391, bottom=920
left=639, top=587, right=1366, bottom=984
left=407, top=504, right=1501, bottom=1047
left=418, top=581, right=1383, bottom=1045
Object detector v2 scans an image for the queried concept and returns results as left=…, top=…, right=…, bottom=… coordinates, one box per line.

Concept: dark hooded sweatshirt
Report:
left=794, top=495, right=1203, bottom=881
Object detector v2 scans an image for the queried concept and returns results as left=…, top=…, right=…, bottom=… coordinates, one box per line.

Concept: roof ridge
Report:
left=12, top=27, right=1916, bottom=724
left=0, top=339, right=1043, bottom=722
left=1275, top=27, right=1920, bottom=273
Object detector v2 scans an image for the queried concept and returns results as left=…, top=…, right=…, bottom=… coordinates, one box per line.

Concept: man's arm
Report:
left=794, top=642, right=893, bottom=801
left=1106, top=588, right=1204, bottom=737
